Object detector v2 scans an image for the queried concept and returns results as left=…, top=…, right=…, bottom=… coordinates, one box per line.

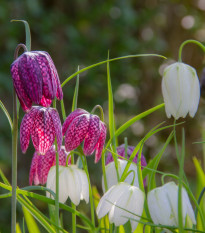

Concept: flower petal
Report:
left=43, top=52, right=63, bottom=100
left=11, top=61, right=32, bottom=112
left=94, top=122, right=107, bottom=163
left=31, top=108, right=55, bottom=154
left=64, top=114, right=90, bottom=151
left=49, top=108, right=62, bottom=152
left=20, top=107, right=36, bottom=153
left=78, top=169, right=89, bottom=203
left=29, top=152, right=40, bottom=185
left=83, top=115, right=100, bottom=155
left=65, top=166, right=81, bottom=205
left=62, top=109, right=88, bottom=136
left=35, top=51, right=56, bottom=100
left=18, top=52, right=43, bottom=104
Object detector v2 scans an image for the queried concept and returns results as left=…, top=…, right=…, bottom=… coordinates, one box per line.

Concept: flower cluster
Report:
left=11, top=47, right=107, bottom=207
left=10, top=43, right=201, bottom=232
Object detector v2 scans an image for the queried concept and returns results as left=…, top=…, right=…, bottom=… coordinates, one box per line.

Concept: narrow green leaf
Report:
left=107, top=52, right=116, bottom=146
left=0, top=168, right=10, bottom=185
left=72, top=66, right=80, bottom=112
left=11, top=20, right=31, bottom=51
left=16, top=222, right=22, bottom=233
left=61, top=54, right=167, bottom=87
left=105, top=103, right=165, bottom=149
left=146, top=131, right=174, bottom=191
left=0, top=182, right=94, bottom=230
left=22, top=206, right=41, bottom=233
left=0, top=100, right=13, bottom=131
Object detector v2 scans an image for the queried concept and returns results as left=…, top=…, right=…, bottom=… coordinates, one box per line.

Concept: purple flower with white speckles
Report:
left=11, top=51, right=63, bottom=112
left=29, top=146, right=69, bottom=185
left=62, top=108, right=107, bottom=163
left=20, top=106, right=62, bottom=155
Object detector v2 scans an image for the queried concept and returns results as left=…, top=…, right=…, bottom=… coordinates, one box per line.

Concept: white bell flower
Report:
left=97, top=182, right=145, bottom=232
left=46, top=165, right=89, bottom=205
left=162, top=62, right=200, bottom=119
left=147, top=182, right=196, bottom=229
left=102, top=159, right=139, bottom=193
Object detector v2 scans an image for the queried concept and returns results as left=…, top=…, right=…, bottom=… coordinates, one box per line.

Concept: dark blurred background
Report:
left=1, top=0, right=205, bottom=232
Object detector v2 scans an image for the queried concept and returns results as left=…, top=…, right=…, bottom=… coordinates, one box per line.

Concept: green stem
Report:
left=178, top=129, right=185, bottom=233
left=101, top=150, right=108, bottom=191
left=178, top=39, right=205, bottom=62
left=71, top=202, right=76, bottom=233
left=11, top=88, right=18, bottom=233
left=11, top=43, right=27, bottom=233
left=194, top=187, right=205, bottom=224
left=91, top=105, right=104, bottom=122
left=55, top=139, right=59, bottom=233
left=61, top=54, right=167, bottom=88
left=76, top=149, right=95, bottom=227
left=84, top=158, right=95, bottom=227
left=60, top=100, right=66, bottom=121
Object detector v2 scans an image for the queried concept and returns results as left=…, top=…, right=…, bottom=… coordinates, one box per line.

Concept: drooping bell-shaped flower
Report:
left=20, top=106, right=62, bottom=154
left=97, top=182, right=145, bottom=232
left=106, top=144, right=147, bottom=167
left=11, top=51, right=63, bottom=112
left=46, top=165, right=89, bottom=205
left=29, top=146, right=68, bottom=185
left=147, top=182, right=196, bottom=229
left=162, top=62, right=200, bottom=119
left=102, top=159, right=139, bottom=192
left=62, top=108, right=107, bottom=163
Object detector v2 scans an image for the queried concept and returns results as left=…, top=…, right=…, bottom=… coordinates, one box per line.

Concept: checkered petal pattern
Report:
left=20, top=106, right=62, bottom=154
left=62, top=108, right=88, bottom=135
left=63, top=108, right=107, bottom=162
left=10, top=51, right=63, bottom=112
left=64, top=114, right=90, bottom=151
left=83, top=115, right=100, bottom=155
left=94, top=122, right=107, bottom=163
left=29, top=146, right=68, bottom=185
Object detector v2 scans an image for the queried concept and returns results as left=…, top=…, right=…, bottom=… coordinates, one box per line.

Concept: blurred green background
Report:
left=1, top=0, right=205, bottom=232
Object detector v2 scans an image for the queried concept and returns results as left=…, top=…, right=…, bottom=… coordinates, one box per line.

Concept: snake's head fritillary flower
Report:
left=62, top=108, right=107, bottom=163
left=97, top=182, right=145, bottom=232
left=29, top=146, right=69, bottom=185
left=20, top=106, right=62, bottom=154
left=46, top=165, right=89, bottom=205
left=148, top=182, right=196, bottom=229
left=10, top=51, right=63, bottom=112
left=162, top=62, right=200, bottom=120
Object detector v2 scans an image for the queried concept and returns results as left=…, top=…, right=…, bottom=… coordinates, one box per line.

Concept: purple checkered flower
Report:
left=11, top=51, right=63, bottom=112
left=106, top=144, right=147, bottom=168
left=29, top=146, right=69, bottom=185
left=20, top=106, right=62, bottom=155
left=62, top=108, right=107, bottom=163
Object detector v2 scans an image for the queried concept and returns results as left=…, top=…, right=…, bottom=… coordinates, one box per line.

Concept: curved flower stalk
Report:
left=29, top=146, right=68, bottom=185
left=46, top=165, right=89, bottom=205
left=162, top=62, right=200, bottom=120
left=97, top=182, right=145, bottom=232
left=147, top=182, right=196, bottom=229
left=62, top=108, right=107, bottom=163
left=102, top=159, right=140, bottom=192
left=10, top=50, right=63, bottom=112
left=20, top=106, right=62, bottom=154
left=106, top=144, right=147, bottom=167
